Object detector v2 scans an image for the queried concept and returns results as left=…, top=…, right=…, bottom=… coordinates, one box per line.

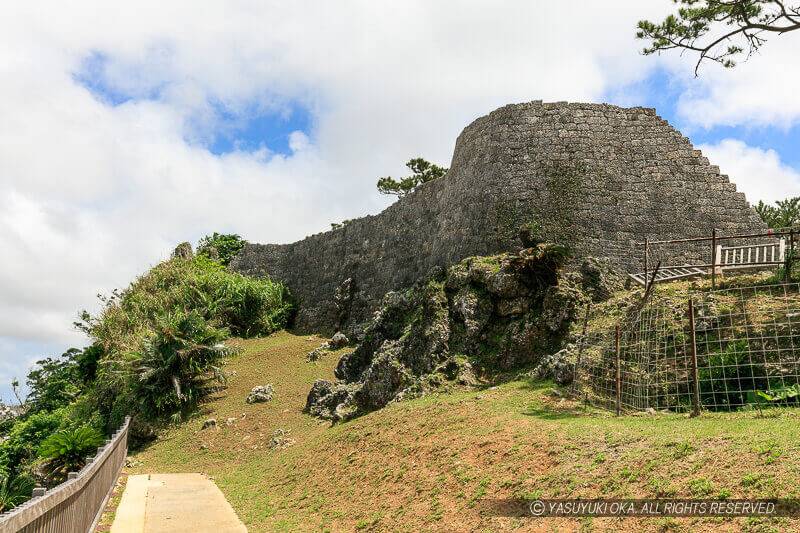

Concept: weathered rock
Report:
left=306, top=343, right=329, bottom=362
left=496, top=297, right=529, bottom=317
left=333, top=402, right=359, bottom=421
left=334, top=347, right=367, bottom=382
left=541, top=282, right=584, bottom=333
left=451, top=288, right=492, bottom=336
left=504, top=245, right=569, bottom=290
left=305, top=244, right=580, bottom=420
left=269, top=428, right=296, bottom=450
left=246, top=385, right=274, bottom=404
left=486, top=270, right=526, bottom=299
left=466, top=258, right=498, bottom=286
left=400, top=281, right=450, bottom=376
left=442, top=356, right=479, bottom=386
left=329, top=332, right=349, bottom=349
left=305, top=379, right=333, bottom=411
left=172, top=242, right=193, bottom=260
left=495, top=319, right=545, bottom=369
left=304, top=379, right=361, bottom=421
left=333, top=278, right=354, bottom=328
left=535, top=344, right=576, bottom=385
left=201, top=418, right=217, bottom=430
left=354, top=342, right=413, bottom=411
left=578, top=257, right=624, bottom=302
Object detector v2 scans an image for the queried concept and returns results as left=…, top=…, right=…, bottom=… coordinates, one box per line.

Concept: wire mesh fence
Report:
left=572, top=283, right=800, bottom=413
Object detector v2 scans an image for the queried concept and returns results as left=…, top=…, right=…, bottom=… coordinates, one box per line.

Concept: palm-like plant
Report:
left=0, top=474, right=34, bottom=512
left=134, top=310, right=232, bottom=419
left=38, top=426, right=104, bottom=480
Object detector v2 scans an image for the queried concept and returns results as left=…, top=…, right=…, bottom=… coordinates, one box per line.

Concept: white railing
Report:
left=0, top=417, right=130, bottom=533
left=715, top=238, right=786, bottom=271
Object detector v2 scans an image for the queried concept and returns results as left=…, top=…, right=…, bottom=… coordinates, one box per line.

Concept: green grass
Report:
left=129, top=332, right=800, bottom=532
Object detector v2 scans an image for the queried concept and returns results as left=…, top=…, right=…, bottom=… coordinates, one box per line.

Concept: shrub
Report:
left=38, top=426, right=104, bottom=480
left=133, top=310, right=232, bottom=419
left=755, top=197, right=800, bottom=229
left=86, top=256, right=292, bottom=345
left=80, top=255, right=292, bottom=433
left=0, top=411, right=63, bottom=479
left=197, top=233, right=246, bottom=266
left=25, top=348, right=91, bottom=415
left=201, top=271, right=294, bottom=337
left=698, top=340, right=767, bottom=409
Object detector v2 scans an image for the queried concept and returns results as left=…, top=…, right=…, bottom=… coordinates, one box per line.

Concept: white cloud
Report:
left=671, top=34, right=800, bottom=129
left=698, top=139, right=800, bottom=205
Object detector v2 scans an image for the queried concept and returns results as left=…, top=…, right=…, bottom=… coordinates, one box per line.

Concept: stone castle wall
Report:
left=231, top=101, right=766, bottom=332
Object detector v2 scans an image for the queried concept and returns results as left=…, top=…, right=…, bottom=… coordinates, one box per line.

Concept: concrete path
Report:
left=111, top=473, right=247, bottom=532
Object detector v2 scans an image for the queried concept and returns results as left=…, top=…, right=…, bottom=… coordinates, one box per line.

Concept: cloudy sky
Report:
left=1, top=1, right=799, bottom=402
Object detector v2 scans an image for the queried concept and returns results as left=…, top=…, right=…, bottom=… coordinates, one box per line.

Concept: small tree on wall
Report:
left=377, top=158, right=448, bottom=198
left=196, top=233, right=246, bottom=266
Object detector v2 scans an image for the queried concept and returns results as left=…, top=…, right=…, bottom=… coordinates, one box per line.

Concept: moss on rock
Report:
left=306, top=244, right=595, bottom=421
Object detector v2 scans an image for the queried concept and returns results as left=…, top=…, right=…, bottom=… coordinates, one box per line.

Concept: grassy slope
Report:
left=129, top=332, right=800, bottom=532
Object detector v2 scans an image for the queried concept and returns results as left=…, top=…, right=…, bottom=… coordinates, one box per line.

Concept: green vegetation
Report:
left=376, top=158, right=448, bottom=198
left=80, top=253, right=293, bottom=433
left=0, top=411, right=63, bottom=477
left=755, top=196, right=800, bottom=229
left=38, top=426, right=104, bottom=480
left=534, top=161, right=587, bottom=244
left=0, top=233, right=292, bottom=510
left=196, top=232, right=247, bottom=266
left=637, top=1, right=800, bottom=74
left=133, top=310, right=232, bottom=419
left=24, top=347, right=100, bottom=415
left=129, top=333, right=800, bottom=531
left=0, top=474, right=34, bottom=513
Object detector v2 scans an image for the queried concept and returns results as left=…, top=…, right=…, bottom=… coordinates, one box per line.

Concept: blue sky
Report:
left=207, top=104, right=313, bottom=156
left=74, top=51, right=315, bottom=158
left=1, top=2, right=800, bottom=404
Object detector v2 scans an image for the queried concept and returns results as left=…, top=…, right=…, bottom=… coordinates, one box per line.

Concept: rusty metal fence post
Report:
left=687, top=298, right=701, bottom=417
left=615, top=324, right=621, bottom=416
left=787, top=229, right=795, bottom=282
left=643, top=237, right=649, bottom=292
left=711, top=228, right=717, bottom=290
left=572, top=302, right=592, bottom=395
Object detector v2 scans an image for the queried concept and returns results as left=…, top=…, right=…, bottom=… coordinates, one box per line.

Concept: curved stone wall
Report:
left=231, top=101, right=766, bottom=332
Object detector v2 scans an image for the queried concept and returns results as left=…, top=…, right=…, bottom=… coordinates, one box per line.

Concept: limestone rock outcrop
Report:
left=304, top=245, right=587, bottom=421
